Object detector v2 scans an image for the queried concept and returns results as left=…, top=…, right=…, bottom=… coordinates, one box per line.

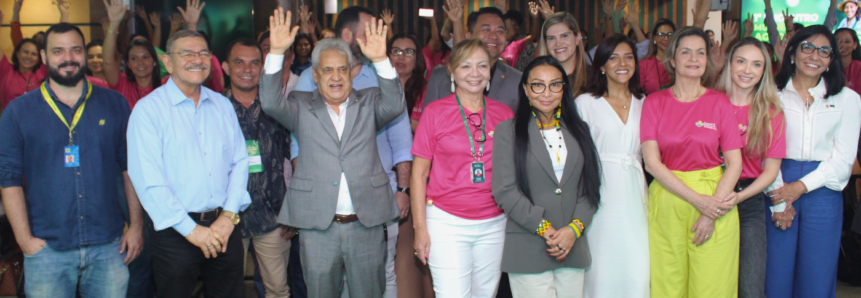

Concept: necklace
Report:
left=537, top=118, right=563, bottom=164
left=17, top=71, right=34, bottom=88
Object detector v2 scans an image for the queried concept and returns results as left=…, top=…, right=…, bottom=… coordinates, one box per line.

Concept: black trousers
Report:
left=149, top=220, right=244, bottom=298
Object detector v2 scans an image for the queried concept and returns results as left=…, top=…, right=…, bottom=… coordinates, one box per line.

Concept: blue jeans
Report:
left=24, top=237, right=129, bottom=298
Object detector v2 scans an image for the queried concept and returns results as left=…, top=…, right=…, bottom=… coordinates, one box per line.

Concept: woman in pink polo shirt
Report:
left=103, top=3, right=161, bottom=110
left=639, top=19, right=676, bottom=95
left=641, top=26, right=744, bottom=297
left=411, top=38, right=513, bottom=298
left=714, top=37, right=786, bottom=298
left=0, top=38, right=47, bottom=113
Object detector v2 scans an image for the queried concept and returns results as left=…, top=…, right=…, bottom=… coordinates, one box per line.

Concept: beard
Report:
left=349, top=40, right=366, bottom=64
left=47, top=61, right=87, bottom=87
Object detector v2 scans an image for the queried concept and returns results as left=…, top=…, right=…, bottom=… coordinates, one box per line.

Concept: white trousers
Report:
left=341, top=220, right=399, bottom=298
left=508, top=267, right=586, bottom=298
left=426, top=206, right=506, bottom=298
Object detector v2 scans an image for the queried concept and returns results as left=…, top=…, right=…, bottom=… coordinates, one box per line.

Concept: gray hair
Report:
left=311, top=38, right=353, bottom=70
left=166, top=30, right=206, bottom=53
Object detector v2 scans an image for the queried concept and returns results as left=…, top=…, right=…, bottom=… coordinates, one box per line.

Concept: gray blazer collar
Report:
left=487, top=62, right=513, bottom=100
left=527, top=119, right=580, bottom=187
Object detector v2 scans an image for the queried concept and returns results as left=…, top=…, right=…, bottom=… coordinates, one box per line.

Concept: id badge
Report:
left=64, top=145, right=80, bottom=168
left=246, top=140, right=263, bottom=173
left=471, top=162, right=486, bottom=183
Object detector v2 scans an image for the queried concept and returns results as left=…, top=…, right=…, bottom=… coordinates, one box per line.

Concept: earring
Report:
left=602, top=71, right=605, bottom=75
left=556, top=107, right=561, bottom=119
left=827, top=67, right=830, bottom=72
left=486, top=81, right=490, bottom=92
left=791, top=59, right=794, bottom=64
left=451, top=77, right=455, bottom=93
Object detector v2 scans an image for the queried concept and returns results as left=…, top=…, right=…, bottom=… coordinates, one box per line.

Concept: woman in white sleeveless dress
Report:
left=575, top=34, right=649, bottom=298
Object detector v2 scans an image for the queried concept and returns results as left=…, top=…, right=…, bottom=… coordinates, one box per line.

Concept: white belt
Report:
left=599, top=153, right=648, bottom=206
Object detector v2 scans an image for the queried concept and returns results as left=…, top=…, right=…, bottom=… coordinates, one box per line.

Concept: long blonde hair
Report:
left=539, top=12, right=588, bottom=97
left=715, top=37, right=785, bottom=159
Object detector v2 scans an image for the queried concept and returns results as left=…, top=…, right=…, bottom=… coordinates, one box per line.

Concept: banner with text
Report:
left=741, top=0, right=832, bottom=43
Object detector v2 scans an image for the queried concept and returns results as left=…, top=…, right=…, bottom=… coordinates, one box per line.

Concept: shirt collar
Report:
left=786, top=77, right=827, bottom=98
left=44, top=79, right=91, bottom=110
left=166, top=77, right=210, bottom=106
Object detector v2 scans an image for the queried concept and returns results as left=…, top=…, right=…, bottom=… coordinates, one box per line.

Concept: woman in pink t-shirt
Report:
left=639, top=19, right=676, bottom=95
left=835, top=28, right=861, bottom=94
left=411, top=39, right=513, bottom=297
left=0, top=38, right=47, bottom=113
left=640, top=27, right=744, bottom=298
left=103, top=5, right=161, bottom=110
left=714, top=37, right=787, bottom=297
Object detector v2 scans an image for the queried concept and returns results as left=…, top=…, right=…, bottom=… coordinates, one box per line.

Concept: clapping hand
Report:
left=357, top=18, right=388, bottom=63
left=268, top=7, right=301, bottom=57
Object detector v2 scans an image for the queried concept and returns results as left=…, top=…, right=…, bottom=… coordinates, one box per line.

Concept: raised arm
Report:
left=763, top=0, right=780, bottom=46
left=260, top=7, right=301, bottom=131
left=357, top=18, right=404, bottom=128
left=602, top=0, right=614, bottom=42
left=692, top=0, right=711, bottom=29
left=381, top=9, right=395, bottom=42
left=528, top=3, right=541, bottom=44
left=102, top=0, right=127, bottom=87
left=149, top=12, right=162, bottom=49
left=825, top=0, right=838, bottom=30
left=426, top=15, right=442, bottom=54
left=135, top=5, right=154, bottom=45
left=11, top=0, right=23, bottom=46
left=443, top=0, right=465, bottom=46
left=168, top=13, right=185, bottom=38
left=627, top=5, right=647, bottom=43
left=743, top=13, right=753, bottom=38
left=721, top=20, right=739, bottom=52
left=178, top=0, right=205, bottom=32
left=298, top=5, right=318, bottom=44
left=440, top=16, right=453, bottom=44
left=58, top=0, right=69, bottom=23
left=493, top=0, right=508, bottom=14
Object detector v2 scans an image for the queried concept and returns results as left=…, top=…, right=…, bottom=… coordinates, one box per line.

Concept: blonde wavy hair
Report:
left=715, top=37, right=785, bottom=159
left=539, top=12, right=588, bottom=97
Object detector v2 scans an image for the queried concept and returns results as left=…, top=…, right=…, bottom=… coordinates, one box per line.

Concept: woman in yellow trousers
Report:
left=640, top=27, right=744, bottom=298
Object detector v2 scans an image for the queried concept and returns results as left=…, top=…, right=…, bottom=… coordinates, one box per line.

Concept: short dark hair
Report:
left=44, top=23, right=85, bottom=49
left=226, top=38, right=262, bottom=60
left=129, top=33, right=148, bottom=42
left=467, top=7, right=505, bottom=33
left=793, top=23, right=805, bottom=31
left=334, top=6, right=375, bottom=38
left=257, top=31, right=271, bottom=45
left=585, top=34, right=645, bottom=100
left=292, top=34, right=314, bottom=57
left=775, top=25, right=845, bottom=99
left=12, top=39, right=42, bottom=72
left=503, top=10, right=524, bottom=27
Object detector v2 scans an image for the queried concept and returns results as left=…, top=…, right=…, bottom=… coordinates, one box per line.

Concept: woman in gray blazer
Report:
left=492, top=56, right=602, bottom=297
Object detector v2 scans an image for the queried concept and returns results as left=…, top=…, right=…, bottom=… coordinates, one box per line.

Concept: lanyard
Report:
left=40, top=79, right=92, bottom=145
left=456, top=94, right=486, bottom=161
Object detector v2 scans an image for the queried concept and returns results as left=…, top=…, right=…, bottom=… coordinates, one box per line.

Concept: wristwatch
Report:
left=397, top=187, right=410, bottom=196
left=220, top=210, right=241, bottom=225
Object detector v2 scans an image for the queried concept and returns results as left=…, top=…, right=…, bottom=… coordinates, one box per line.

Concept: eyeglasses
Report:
left=467, top=113, right=486, bottom=142
left=580, top=36, right=588, bottom=41
left=655, top=32, right=674, bottom=39
left=528, top=82, right=566, bottom=93
left=799, top=41, right=833, bottom=58
left=390, top=48, right=416, bottom=58
left=167, top=50, right=214, bottom=60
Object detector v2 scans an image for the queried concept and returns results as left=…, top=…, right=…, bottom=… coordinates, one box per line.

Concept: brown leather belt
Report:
left=189, top=208, right=223, bottom=224
left=333, top=214, right=359, bottom=224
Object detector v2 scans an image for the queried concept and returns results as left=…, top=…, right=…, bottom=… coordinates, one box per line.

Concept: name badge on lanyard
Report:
left=471, top=162, right=485, bottom=183
left=247, top=140, right=263, bottom=173
left=456, top=94, right=487, bottom=184
left=41, top=80, right=92, bottom=169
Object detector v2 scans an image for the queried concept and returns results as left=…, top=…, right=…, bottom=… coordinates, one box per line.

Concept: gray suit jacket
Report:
left=259, top=68, right=404, bottom=230
left=491, top=119, right=597, bottom=274
left=422, top=62, right=523, bottom=113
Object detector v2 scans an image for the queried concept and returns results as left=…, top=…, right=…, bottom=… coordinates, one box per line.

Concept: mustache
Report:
left=184, top=64, right=208, bottom=70
left=57, top=61, right=81, bottom=68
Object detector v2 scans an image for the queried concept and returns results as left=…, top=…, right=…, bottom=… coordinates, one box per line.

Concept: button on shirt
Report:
left=127, top=78, right=252, bottom=237
left=0, top=80, right=130, bottom=250
left=769, top=79, right=861, bottom=193
left=265, top=54, right=408, bottom=214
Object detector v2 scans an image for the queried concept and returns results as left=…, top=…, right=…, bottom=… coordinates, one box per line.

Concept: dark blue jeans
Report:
left=765, top=160, right=842, bottom=298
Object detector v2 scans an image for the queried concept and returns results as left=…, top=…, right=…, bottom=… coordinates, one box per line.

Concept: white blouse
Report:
left=539, top=127, right=567, bottom=182
left=769, top=79, right=861, bottom=192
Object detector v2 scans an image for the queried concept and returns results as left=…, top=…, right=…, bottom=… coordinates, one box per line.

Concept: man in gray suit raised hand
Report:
left=258, top=8, right=404, bottom=298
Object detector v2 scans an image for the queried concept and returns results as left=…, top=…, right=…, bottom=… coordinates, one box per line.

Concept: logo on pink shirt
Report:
left=738, top=123, right=747, bottom=132
left=696, top=121, right=717, bottom=131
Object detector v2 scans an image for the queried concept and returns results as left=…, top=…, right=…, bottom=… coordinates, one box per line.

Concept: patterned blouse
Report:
left=226, top=89, right=291, bottom=238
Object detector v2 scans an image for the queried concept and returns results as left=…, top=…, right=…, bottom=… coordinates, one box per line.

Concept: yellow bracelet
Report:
left=536, top=219, right=551, bottom=237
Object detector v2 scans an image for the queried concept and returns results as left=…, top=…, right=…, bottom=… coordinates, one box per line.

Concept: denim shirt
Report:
left=0, top=80, right=130, bottom=250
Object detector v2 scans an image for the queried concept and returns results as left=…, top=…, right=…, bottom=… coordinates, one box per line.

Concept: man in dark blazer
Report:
left=423, top=7, right=523, bottom=113
left=258, top=9, right=403, bottom=298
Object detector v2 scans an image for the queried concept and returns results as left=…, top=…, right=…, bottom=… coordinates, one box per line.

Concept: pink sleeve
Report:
left=35, top=65, right=48, bottom=77
left=0, top=54, right=12, bottom=75
left=207, top=55, right=224, bottom=93
left=766, top=112, right=787, bottom=159
left=850, top=63, right=861, bottom=95
left=422, top=46, right=435, bottom=70
left=411, top=94, right=424, bottom=120
left=639, top=95, right=659, bottom=142
left=161, top=76, right=170, bottom=85
left=411, top=104, right=437, bottom=160
left=639, top=59, right=654, bottom=94
left=718, top=98, right=744, bottom=151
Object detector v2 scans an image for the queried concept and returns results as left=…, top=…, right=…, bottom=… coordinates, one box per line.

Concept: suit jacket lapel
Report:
left=487, top=64, right=506, bottom=101
left=559, top=125, right=581, bottom=187
left=310, top=91, right=341, bottom=144
left=528, top=120, right=560, bottom=187
left=339, top=91, right=360, bottom=148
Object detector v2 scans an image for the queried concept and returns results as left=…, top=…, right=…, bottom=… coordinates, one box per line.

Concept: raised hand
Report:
left=538, top=0, right=554, bottom=19
left=782, top=8, right=794, bottom=34
left=722, top=20, right=740, bottom=46
left=134, top=5, right=148, bottom=22
left=493, top=0, right=508, bottom=13
left=298, top=4, right=312, bottom=24
left=149, top=12, right=160, bottom=27
left=169, top=13, right=184, bottom=31
left=615, top=0, right=629, bottom=14
left=381, top=9, right=395, bottom=26
left=178, top=0, right=206, bottom=25
left=442, top=0, right=463, bottom=24
left=774, top=33, right=788, bottom=62
left=13, top=0, right=23, bottom=13
left=356, top=18, right=388, bottom=63
left=626, top=5, right=640, bottom=28
left=57, top=0, right=70, bottom=15
left=602, top=0, right=613, bottom=17
left=711, top=40, right=727, bottom=69
left=103, top=0, right=127, bottom=23
left=528, top=2, right=539, bottom=16
left=743, top=12, right=753, bottom=37
left=268, top=7, right=300, bottom=56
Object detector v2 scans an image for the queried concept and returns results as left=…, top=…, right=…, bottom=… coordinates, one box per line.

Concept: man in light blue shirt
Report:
left=127, top=30, right=252, bottom=298
left=288, top=6, right=412, bottom=298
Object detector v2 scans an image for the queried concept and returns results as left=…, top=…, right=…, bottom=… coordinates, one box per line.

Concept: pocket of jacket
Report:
left=371, top=174, right=389, bottom=188
left=289, top=178, right=313, bottom=192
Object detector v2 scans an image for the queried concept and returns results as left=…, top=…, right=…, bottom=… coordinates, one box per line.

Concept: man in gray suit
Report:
left=258, top=8, right=403, bottom=298
left=423, top=7, right=523, bottom=113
